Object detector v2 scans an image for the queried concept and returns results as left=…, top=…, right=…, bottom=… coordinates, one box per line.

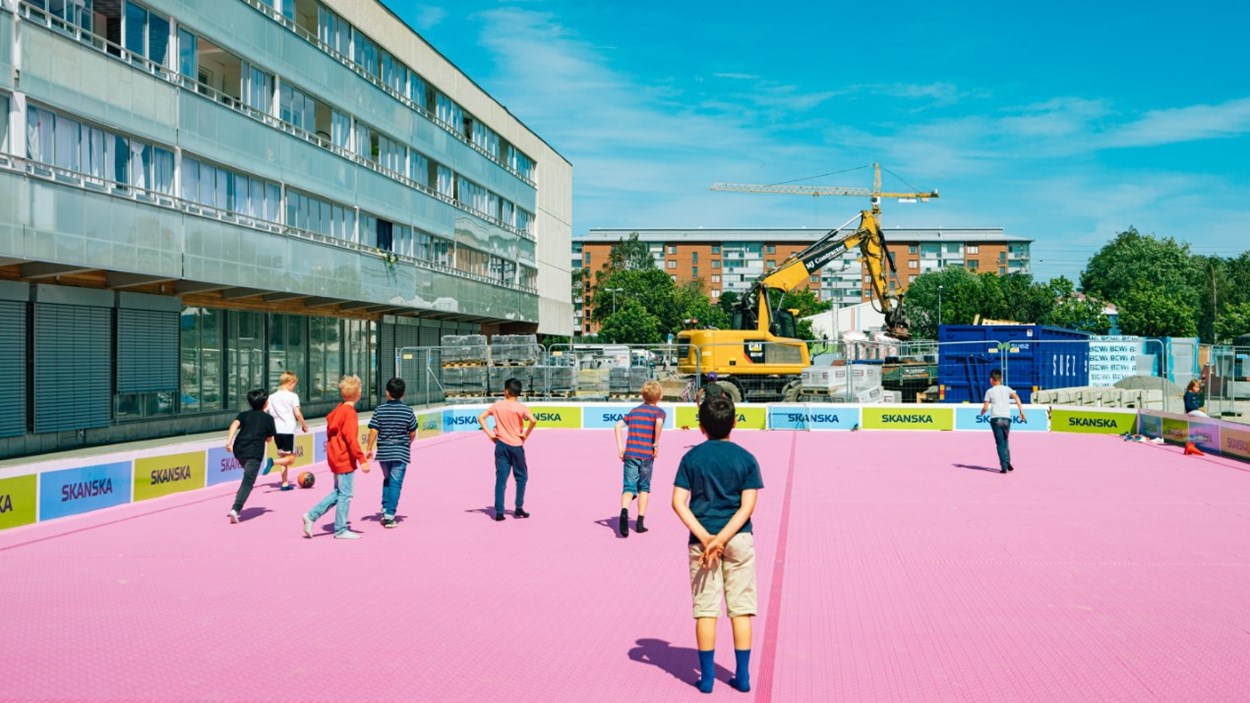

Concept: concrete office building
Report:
left=0, top=0, right=572, bottom=458
left=573, top=228, right=1031, bottom=335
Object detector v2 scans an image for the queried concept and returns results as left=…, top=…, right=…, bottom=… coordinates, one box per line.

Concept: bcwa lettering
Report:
left=150, top=466, right=192, bottom=485
left=61, top=478, right=113, bottom=502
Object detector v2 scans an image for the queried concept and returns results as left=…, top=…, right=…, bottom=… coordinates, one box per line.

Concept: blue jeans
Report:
left=308, top=471, right=355, bottom=535
left=990, top=417, right=1012, bottom=470
left=380, top=460, right=407, bottom=517
left=494, top=442, right=528, bottom=514
left=622, top=457, right=654, bottom=495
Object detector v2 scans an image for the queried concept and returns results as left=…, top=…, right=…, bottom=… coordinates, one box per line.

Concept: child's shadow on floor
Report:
left=952, top=463, right=1000, bottom=473
left=360, top=513, right=407, bottom=525
left=465, top=506, right=502, bottom=520
left=593, top=516, right=628, bottom=539
left=628, top=638, right=732, bottom=687
left=237, top=507, right=272, bottom=522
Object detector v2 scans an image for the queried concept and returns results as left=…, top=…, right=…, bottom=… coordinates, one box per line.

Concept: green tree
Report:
left=606, top=232, right=655, bottom=272
left=901, top=267, right=983, bottom=339
left=1045, top=296, right=1111, bottom=334
left=1080, top=227, right=1199, bottom=307
left=597, top=298, right=662, bottom=344
left=591, top=268, right=682, bottom=331
left=1215, top=301, right=1250, bottom=342
left=1117, top=283, right=1199, bottom=337
left=676, top=280, right=730, bottom=331
left=717, top=290, right=741, bottom=317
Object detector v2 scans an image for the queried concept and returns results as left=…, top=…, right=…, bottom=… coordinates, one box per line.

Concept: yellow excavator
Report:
left=676, top=208, right=912, bottom=402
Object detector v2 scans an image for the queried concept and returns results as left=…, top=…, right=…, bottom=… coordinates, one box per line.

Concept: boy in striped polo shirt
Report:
left=365, top=377, right=418, bottom=528
left=614, top=380, right=666, bottom=537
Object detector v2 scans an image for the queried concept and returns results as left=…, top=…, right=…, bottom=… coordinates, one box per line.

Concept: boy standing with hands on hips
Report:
left=478, top=378, right=537, bottom=521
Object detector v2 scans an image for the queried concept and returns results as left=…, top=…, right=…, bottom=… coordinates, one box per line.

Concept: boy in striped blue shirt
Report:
left=614, top=380, right=666, bottom=537
left=365, top=377, right=418, bottom=528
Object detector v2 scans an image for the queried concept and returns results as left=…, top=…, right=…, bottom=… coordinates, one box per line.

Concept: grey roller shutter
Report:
left=0, top=300, right=27, bottom=438
left=117, top=309, right=179, bottom=393
left=34, top=304, right=112, bottom=433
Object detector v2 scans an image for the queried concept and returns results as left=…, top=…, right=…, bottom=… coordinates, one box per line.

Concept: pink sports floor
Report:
left=2, top=429, right=1250, bottom=702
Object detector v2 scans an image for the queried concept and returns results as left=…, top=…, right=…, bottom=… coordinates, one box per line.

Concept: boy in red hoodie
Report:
left=302, top=376, right=372, bottom=539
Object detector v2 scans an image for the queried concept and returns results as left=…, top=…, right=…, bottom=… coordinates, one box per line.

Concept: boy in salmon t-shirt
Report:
left=478, top=378, right=537, bottom=521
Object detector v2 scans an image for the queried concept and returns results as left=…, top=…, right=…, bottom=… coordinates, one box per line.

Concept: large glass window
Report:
left=435, top=93, right=462, bottom=130
left=436, top=164, right=453, bottom=198
left=0, top=94, right=8, bottom=154
left=123, top=1, right=170, bottom=67
left=343, top=319, right=373, bottom=401
left=308, top=317, right=343, bottom=401
left=245, top=64, right=274, bottom=114
left=279, top=82, right=315, bottom=132
left=180, top=306, right=224, bottom=412
left=178, top=27, right=197, bottom=78
left=268, top=313, right=307, bottom=390
left=317, top=5, right=349, bottom=57
left=408, top=73, right=426, bottom=109
left=408, top=151, right=429, bottom=188
left=331, top=110, right=351, bottom=150
left=228, top=311, right=266, bottom=410
left=471, top=120, right=500, bottom=159
left=352, top=29, right=379, bottom=77
left=182, top=156, right=278, bottom=220
left=381, top=51, right=405, bottom=95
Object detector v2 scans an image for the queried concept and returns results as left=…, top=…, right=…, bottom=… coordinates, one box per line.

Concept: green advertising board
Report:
left=528, top=405, right=583, bottom=429
left=1050, top=408, right=1137, bottom=434
left=860, top=407, right=955, bottom=431
left=674, top=405, right=768, bottom=430
left=0, top=474, right=38, bottom=530
left=133, top=451, right=207, bottom=502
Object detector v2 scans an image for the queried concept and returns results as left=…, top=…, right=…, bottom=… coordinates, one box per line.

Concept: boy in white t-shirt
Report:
left=979, top=369, right=1026, bottom=474
left=266, top=371, right=309, bottom=490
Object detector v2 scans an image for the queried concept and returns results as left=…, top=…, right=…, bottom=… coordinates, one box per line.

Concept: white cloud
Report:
left=412, top=6, right=447, bottom=31
left=1103, top=97, right=1250, bottom=148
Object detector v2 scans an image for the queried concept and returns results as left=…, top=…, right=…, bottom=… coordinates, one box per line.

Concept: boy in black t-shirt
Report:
left=672, top=396, right=764, bottom=694
left=225, top=388, right=277, bottom=523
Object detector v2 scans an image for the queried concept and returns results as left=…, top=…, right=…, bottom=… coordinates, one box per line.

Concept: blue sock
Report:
left=730, top=649, right=751, bottom=691
left=697, top=649, right=715, bottom=693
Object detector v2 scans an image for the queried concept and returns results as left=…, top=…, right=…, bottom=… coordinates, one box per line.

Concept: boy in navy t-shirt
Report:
left=672, top=395, right=763, bottom=694
left=613, top=380, right=666, bottom=537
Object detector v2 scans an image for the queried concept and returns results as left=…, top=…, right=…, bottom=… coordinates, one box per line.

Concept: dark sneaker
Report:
left=514, top=509, right=531, bottom=519
left=494, top=512, right=506, bottom=521
left=280, top=483, right=294, bottom=491
left=381, top=518, right=396, bottom=528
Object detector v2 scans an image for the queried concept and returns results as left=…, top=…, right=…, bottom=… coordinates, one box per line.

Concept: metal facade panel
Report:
left=117, top=309, right=179, bottom=393
left=34, top=304, right=112, bottom=433
left=0, top=301, right=27, bottom=438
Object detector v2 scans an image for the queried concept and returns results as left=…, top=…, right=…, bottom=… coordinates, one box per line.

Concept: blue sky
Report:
left=391, top=1, right=1250, bottom=283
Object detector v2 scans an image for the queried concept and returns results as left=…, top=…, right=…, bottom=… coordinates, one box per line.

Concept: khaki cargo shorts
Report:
left=688, top=532, right=757, bottom=618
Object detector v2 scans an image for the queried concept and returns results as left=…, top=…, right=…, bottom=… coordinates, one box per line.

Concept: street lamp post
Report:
left=605, top=287, right=623, bottom=315
left=937, top=285, right=944, bottom=329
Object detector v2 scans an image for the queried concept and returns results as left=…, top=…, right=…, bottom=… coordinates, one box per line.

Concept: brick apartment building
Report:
left=572, top=228, right=1032, bottom=336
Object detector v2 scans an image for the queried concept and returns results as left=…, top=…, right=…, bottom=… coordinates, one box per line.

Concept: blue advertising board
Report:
left=582, top=404, right=677, bottom=429
left=313, top=430, right=327, bottom=463
left=768, top=405, right=860, bottom=431
left=954, top=407, right=1047, bottom=432
left=206, top=446, right=245, bottom=487
left=39, top=461, right=132, bottom=521
left=444, top=408, right=484, bottom=432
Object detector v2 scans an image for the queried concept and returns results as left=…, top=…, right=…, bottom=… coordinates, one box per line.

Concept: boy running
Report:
left=265, top=371, right=309, bottom=491
left=979, top=369, right=1027, bottom=473
left=225, top=388, right=276, bottom=523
